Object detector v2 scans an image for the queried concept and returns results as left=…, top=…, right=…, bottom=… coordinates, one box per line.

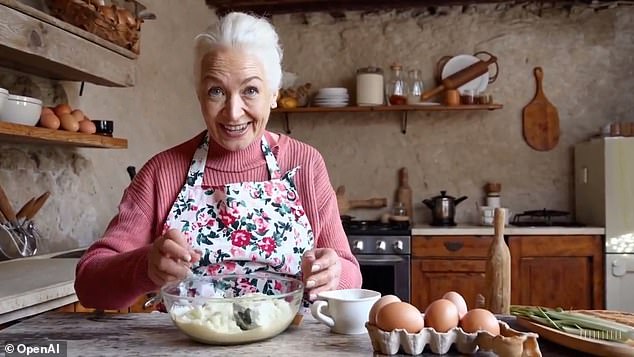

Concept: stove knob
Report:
left=376, top=240, right=386, bottom=253
left=393, top=240, right=404, bottom=253
left=352, top=240, right=364, bottom=253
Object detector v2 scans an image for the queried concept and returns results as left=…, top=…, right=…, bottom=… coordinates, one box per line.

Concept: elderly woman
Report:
left=75, top=12, right=361, bottom=310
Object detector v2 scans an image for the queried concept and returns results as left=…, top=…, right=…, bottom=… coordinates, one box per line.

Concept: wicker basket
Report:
left=46, top=0, right=142, bottom=54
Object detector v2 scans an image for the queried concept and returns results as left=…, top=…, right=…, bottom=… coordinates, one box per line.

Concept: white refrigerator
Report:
left=575, top=137, right=634, bottom=312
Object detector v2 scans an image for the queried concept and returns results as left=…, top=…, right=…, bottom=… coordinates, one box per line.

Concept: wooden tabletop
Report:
left=0, top=311, right=587, bottom=356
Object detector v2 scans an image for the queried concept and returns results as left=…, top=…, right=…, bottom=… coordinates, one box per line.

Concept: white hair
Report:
left=193, top=12, right=283, bottom=93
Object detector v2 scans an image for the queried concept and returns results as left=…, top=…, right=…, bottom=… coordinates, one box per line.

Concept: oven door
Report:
left=356, top=254, right=410, bottom=303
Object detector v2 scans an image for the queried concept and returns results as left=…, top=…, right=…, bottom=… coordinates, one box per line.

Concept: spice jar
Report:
left=356, top=66, right=384, bottom=106
left=387, top=63, right=408, bottom=105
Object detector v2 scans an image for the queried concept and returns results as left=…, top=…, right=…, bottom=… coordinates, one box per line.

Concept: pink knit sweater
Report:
left=74, top=131, right=361, bottom=310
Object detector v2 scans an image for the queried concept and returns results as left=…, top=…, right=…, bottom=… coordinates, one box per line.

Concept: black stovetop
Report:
left=341, top=217, right=411, bottom=236
left=510, top=209, right=585, bottom=227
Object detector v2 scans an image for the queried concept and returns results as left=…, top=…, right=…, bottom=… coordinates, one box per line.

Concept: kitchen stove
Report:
left=511, top=209, right=584, bottom=227
left=341, top=217, right=411, bottom=302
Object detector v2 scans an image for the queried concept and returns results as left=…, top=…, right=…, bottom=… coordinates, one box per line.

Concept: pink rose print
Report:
left=206, top=264, right=222, bottom=275
left=224, top=261, right=236, bottom=272
left=254, top=216, right=269, bottom=234
left=231, top=230, right=252, bottom=248
left=220, top=205, right=240, bottom=227
left=263, top=182, right=275, bottom=196
left=258, top=237, right=276, bottom=255
left=230, top=246, right=246, bottom=258
left=250, top=253, right=259, bottom=262
left=275, top=280, right=283, bottom=291
left=249, top=187, right=262, bottom=199
left=291, top=206, right=305, bottom=219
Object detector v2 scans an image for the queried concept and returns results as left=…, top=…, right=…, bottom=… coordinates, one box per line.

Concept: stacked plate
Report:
left=313, top=87, right=349, bottom=108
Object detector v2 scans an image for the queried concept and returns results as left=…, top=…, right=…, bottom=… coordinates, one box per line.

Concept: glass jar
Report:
left=407, top=69, right=424, bottom=104
left=387, top=63, right=408, bottom=105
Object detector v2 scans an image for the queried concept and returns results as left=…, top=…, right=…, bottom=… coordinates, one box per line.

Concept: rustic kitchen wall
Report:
left=1, top=1, right=632, bottom=253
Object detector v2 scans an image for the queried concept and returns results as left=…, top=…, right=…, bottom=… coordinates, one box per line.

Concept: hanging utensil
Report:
left=0, top=182, right=18, bottom=227
left=16, top=197, right=36, bottom=221
left=522, top=67, right=560, bottom=151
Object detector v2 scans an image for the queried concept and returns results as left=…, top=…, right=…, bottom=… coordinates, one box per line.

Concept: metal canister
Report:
left=356, top=66, right=384, bottom=106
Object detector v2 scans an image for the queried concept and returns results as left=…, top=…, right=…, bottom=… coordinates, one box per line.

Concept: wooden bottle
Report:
left=484, top=207, right=511, bottom=314
left=396, top=167, right=413, bottom=223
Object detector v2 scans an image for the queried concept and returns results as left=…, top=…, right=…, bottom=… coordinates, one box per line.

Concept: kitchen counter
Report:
left=0, top=311, right=583, bottom=356
left=0, top=248, right=86, bottom=325
left=412, top=225, right=605, bottom=236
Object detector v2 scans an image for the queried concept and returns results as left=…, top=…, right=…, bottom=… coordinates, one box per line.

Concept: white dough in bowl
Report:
left=170, top=293, right=294, bottom=344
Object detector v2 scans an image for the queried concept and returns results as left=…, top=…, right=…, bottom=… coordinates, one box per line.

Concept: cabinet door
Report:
left=509, top=235, right=604, bottom=310
left=411, top=258, right=487, bottom=311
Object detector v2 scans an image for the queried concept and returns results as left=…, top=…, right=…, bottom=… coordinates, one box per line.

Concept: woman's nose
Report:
left=224, top=94, right=245, bottom=119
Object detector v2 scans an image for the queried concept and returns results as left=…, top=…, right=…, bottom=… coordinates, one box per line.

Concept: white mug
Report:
left=310, top=289, right=381, bottom=334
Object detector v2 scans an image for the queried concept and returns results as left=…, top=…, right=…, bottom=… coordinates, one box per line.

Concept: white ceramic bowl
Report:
left=0, top=94, right=42, bottom=126
left=0, top=88, right=8, bottom=114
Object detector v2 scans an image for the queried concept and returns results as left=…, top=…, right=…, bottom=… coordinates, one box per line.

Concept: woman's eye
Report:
left=207, top=87, right=225, bottom=98
left=243, top=86, right=259, bottom=97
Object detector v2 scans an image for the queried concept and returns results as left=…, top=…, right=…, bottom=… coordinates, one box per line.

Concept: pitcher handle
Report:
left=310, top=300, right=334, bottom=328
left=474, top=51, right=499, bottom=84
left=435, top=55, right=453, bottom=85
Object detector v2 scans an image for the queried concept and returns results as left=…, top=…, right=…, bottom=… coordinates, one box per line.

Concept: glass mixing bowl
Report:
left=161, top=272, right=304, bottom=345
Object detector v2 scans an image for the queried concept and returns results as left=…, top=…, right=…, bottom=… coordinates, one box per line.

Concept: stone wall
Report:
left=0, top=1, right=632, bottom=253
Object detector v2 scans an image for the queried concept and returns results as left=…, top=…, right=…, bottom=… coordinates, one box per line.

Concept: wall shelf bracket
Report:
left=401, top=111, right=408, bottom=134
left=283, top=113, right=291, bottom=134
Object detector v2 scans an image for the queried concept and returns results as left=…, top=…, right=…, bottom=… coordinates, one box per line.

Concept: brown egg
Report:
left=368, top=295, right=401, bottom=325
left=59, top=113, right=80, bottom=132
left=78, top=119, right=97, bottom=134
left=460, top=308, right=500, bottom=335
left=54, top=103, right=72, bottom=117
left=70, top=109, right=85, bottom=122
left=39, top=113, right=61, bottom=130
left=424, top=299, right=460, bottom=333
left=442, top=291, right=468, bottom=319
left=376, top=302, right=424, bottom=333
left=41, top=107, right=55, bottom=116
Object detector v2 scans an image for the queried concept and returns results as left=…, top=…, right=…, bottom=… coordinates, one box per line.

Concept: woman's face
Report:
left=197, top=47, right=276, bottom=151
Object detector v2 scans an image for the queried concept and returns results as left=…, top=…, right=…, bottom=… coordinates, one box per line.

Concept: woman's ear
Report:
left=271, top=91, right=279, bottom=109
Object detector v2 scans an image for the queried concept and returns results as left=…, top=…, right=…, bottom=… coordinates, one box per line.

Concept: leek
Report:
left=510, top=305, right=634, bottom=344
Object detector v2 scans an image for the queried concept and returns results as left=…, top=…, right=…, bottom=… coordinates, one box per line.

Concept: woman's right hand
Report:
left=147, top=228, right=201, bottom=286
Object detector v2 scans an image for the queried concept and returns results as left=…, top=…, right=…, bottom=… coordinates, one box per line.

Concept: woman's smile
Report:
left=220, top=122, right=251, bottom=137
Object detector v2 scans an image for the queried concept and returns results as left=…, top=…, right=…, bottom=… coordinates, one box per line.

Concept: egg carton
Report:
left=366, top=321, right=542, bottom=357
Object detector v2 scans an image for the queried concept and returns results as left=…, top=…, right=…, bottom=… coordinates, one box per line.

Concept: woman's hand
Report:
left=301, top=248, right=342, bottom=300
left=147, top=229, right=201, bottom=286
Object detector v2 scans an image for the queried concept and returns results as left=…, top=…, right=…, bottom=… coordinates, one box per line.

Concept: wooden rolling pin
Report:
left=484, top=207, right=511, bottom=314
left=421, top=55, right=498, bottom=101
left=336, top=185, right=387, bottom=215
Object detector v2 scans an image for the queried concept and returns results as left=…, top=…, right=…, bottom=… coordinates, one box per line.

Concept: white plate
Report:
left=441, top=55, right=488, bottom=95
left=410, top=102, right=441, bottom=106
left=318, top=87, right=348, bottom=95
left=314, top=102, right=348, bottom=108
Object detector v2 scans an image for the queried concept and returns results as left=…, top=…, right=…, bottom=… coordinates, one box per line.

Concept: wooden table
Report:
left=0, top=312, right=583, bottom=356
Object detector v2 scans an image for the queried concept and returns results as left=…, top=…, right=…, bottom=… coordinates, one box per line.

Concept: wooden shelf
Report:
left=0, top=0, right=136, bottom=87
left=0, top=122, right=128, bottom=149
left=271, top=104, right=503, bottom=134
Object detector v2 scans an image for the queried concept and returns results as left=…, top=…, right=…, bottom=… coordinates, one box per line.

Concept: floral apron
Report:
left=162, top=133, right=314, bottom=285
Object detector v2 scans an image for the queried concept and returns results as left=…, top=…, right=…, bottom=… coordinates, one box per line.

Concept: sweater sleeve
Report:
left=74, top=165, right=160, bottom=310
left=311, top=154, right=362, bottom=290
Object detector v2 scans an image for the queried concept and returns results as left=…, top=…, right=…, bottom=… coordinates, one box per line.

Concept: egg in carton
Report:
left=366, top=320, right=542, bottom=356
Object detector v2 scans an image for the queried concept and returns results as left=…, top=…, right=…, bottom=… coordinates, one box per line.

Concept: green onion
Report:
left=510, top=305, right=634, bottom=344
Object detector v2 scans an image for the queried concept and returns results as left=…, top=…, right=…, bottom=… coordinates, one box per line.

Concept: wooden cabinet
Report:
left=411, top=235, right=493, bottom=311
left=508, top=235, right=604, bottom=310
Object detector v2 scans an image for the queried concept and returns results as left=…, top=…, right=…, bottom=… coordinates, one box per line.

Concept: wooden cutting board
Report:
left=517, top=313, right=634, bottom=357
left=522, top=67, right=560, bottom=151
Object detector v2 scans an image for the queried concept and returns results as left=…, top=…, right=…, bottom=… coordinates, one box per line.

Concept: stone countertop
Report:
left=0, top=311, right=583, bottom=356
left=0, top=248, right=85, bottom=325
left=412, top=225, right=605, bottom=236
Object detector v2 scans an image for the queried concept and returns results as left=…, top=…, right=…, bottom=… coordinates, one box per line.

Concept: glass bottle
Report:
left=387, top=63, right=408, bottom=105
left=407, top=69, right=424, bottom=105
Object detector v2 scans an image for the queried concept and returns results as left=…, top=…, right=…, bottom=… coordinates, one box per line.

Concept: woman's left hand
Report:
left=301, top=248, right=341, bottom=300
